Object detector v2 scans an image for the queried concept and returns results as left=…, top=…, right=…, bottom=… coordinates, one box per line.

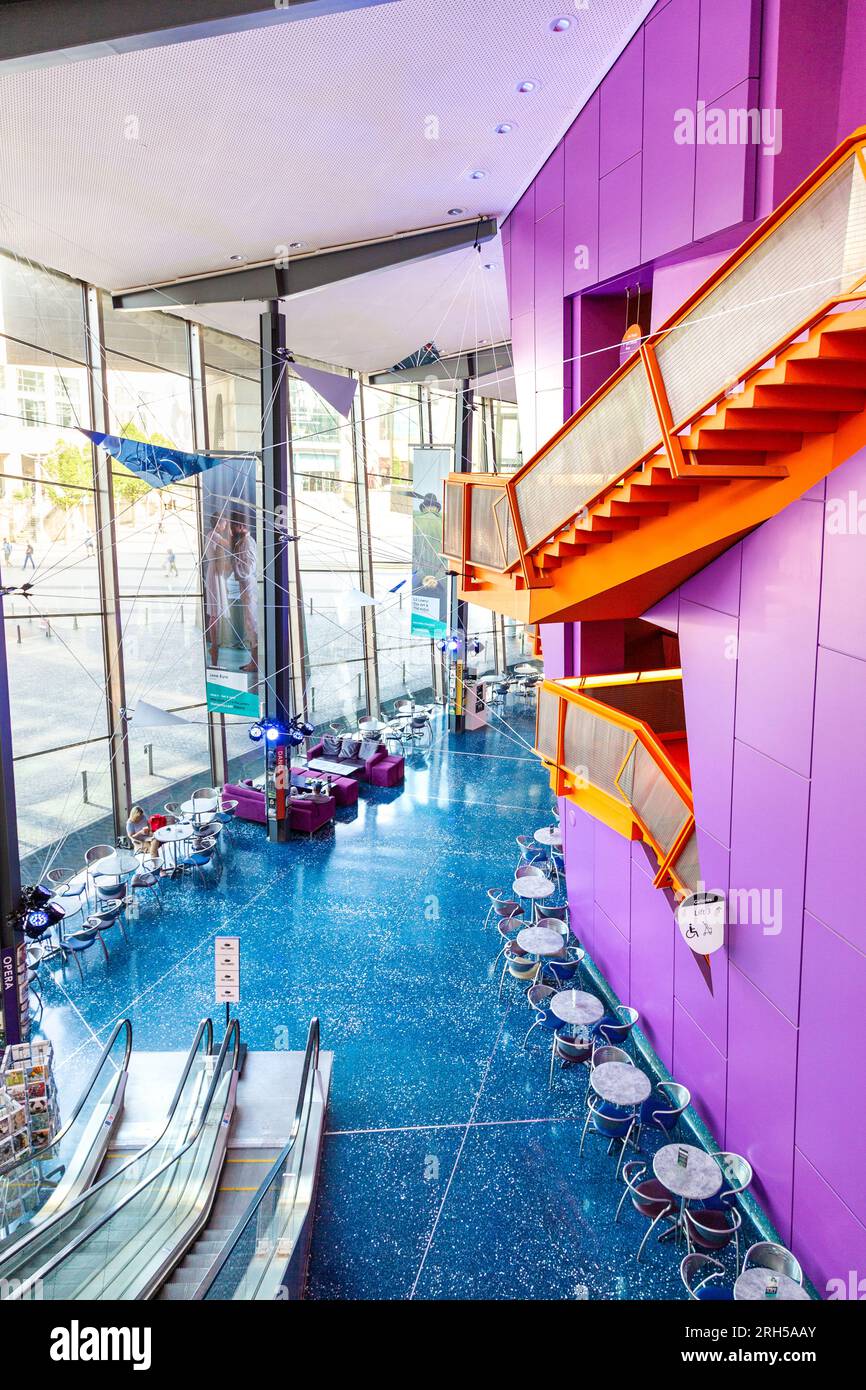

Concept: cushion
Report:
left=359, top=737, right=381, bottom=760
left=322, top=734, right=341, bottom=757
left=340, top=737, right=361, bottom=760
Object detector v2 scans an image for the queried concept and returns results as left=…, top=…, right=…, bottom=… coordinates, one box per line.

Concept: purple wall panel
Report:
left=672, top=1001, right=727, bottom=1144
left=564, top=803, right=595, bottom=951
left=792, top=1149, right=866, bottom=1297
left=641, top=590, right=679, bottom=633
left=693, top=78, right=758, bottom=239
left=593, top=820, right=632, bottom=937
left=679, top=542, right=741, bottom=617
left=735, top=499, right=823, bottom=777
left=728, top=740, right=809, bottom=1024
left=509, top=187, right=535, bottom=318
left=540, top=621, right=567, bottom=681
left=592, top=902, right=630, bottom=1003
left=819, top=444, right=866, bottom=662
left=598, top=153, right=642, bottom=280
left=796, top=912, right=866, bottom=1228
left=673, top=828, right=730, bottom=1054
left=599, top=27, right=644, bottom=176
left=679, top=599, right=738, bottom=847
left=726, top=963, right=798, bottom=1242
left=629, top=861, right=675, bottom=1069
left=640, top=0, right=699, bottom=263
left=805, top=647, right=866, bottom=955
left=563, top=94, right=600, bottom=298
left=698, top=0, right=761, bottom=103
left=534, top=141, right=564, bottom=221
left=533, top=207, right=565, bottom=374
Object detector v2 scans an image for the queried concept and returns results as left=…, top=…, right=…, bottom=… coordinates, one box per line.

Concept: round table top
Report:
left=534, top=825, right=562, bottom=847
left=512, top=877, right=555, bottom=900
left=734, top=1269, right=810, bottom=1302
left=90, top=849, right=139, bottom=877
left=653, top=1144, right=722, bottom=1201
left=180, top=797, right=218, bottom=814
left=550, top=989, right=604, bottom=1025
left=516, top=926, right=565, bottom=956
left=154, top=823, right=194, bottom=842
left=591, top=1061, right=652, bottom=1106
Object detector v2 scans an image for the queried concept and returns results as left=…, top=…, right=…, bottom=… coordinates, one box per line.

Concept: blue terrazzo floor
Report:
left=34, top=712, right=741, bottom=1300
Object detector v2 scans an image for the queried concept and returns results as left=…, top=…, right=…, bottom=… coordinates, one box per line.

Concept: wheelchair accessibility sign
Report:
left=676, top=891, right=725, bottom=955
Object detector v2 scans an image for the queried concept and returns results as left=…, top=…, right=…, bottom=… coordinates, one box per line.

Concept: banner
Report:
left=201, top=455, right=261, bottom=718
left=410, top=446, right=451, bottom=638
left=81, top=430, right=248, bottom=490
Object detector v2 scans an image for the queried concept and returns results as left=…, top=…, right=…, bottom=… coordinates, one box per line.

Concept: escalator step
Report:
left=161, top=1283, right=197, bottom=1299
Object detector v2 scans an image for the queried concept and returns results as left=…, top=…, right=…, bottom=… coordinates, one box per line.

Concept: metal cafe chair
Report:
left=680, top=1253, right=732, bottom=1301
left=616, top=1160, right=677, bottom=1261
left=579, top=1092, right=637, bottom=1177
left=685, top=1206, right=743, bottom=1275
left=742, top=1241, right=804, bottom=1287
left=59, top=923, right=110, bottom=979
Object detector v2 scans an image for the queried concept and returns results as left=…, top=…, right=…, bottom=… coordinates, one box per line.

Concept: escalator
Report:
left=0, top=1017, right=225, bottom=1297
left=2, top=1019, right=240, bottom=1300
left=0, top=1019, right=131, bottom=1248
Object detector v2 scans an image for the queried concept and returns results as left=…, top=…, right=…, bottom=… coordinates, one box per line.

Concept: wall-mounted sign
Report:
left=215, top=936, right=240, bottom=1004
left=676, top=891, right=725, bottom=955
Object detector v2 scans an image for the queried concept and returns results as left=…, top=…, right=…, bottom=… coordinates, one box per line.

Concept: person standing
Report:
left=165, top=548, right=178, bottom=577
left=22, top=542, right=35, bottom=570
left=203, top=513, right=231, bottom=667
left=231, top=511, right=258, bottom=673
left=2, top=539, right=11, bottom=566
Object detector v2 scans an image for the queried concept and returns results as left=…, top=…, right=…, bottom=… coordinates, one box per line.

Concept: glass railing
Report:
left=5, top=1020, right=241, bottom=1301
left=0, top=1018, right=214, bottom=1294
left=198, top=1017, right=321, bottom=1302
left=0, top=1019, right=131, bottom=1247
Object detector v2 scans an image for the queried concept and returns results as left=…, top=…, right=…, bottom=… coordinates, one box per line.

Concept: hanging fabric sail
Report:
left=79, top=430, right=251, bottom=489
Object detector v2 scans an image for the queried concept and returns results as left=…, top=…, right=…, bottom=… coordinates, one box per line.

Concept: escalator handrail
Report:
left=0, top=1018, right=213, bottom=1274
left=6, top=1020, right=241, bottom=1300
left=194, top=1017, right=320, bottom=1300
left=0, top=1018, right=132, bottom=1185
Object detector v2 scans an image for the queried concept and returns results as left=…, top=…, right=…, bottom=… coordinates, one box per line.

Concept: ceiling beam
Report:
left=111, top=219, right=498, bottom=310
left=0, top=0, right=399, bottom=73
left=368, top=341, right=513, bottom=386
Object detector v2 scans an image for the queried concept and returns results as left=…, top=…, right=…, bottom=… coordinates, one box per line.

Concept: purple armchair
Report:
left=289, top=794, right=335, bottom=835
left=224, top=781, right=266, bottom=824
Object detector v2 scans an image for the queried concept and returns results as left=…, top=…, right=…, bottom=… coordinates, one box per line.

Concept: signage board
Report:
left=215, top=936, right=240, bottom=1004
left=676, top=891, right=725, bottom=955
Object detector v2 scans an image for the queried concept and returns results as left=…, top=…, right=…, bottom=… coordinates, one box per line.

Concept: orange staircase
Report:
left=443, top=129, right=866, bottom=624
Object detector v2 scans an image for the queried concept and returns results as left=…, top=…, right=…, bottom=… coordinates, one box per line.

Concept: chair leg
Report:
left=614, top=1183, right=631, bottom=1224
left=498, top=961, right=508, bottom=1001
left=578, top=1108, right=593, bottom=1156
left=97, top=934, right=110, bottom=962
left=549, top=1037, right=558, bottom=1089
left=615, top=1122, right=634, bottom=1180
left=637, top=1208, right=673, bottom=1262
left=523, top=1019, right=541, bottom=1049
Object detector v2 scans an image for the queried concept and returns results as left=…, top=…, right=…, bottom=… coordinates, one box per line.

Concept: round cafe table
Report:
left=89, top=848, right=140, bottom=879
left=550, top=989, right=604, bottom=1027
left=534, top=825, right=562, bottom=848
left=516, top=926, right=565, bottom=958
left=154, top=821, right=194, bottom=868
left=512, top=876, right=555, bottom=904
left=591, top=1060, right=652, bottom=1107
left=180, top=796, right=218, bottom=823
left=653, top=1143, right=722, bottom=1241
left=734, top=1269, right=810, bottom=1302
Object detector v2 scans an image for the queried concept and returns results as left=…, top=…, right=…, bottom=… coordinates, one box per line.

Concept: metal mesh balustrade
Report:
left=563, top=700, right=636, bottom=799
left=585, top=678, right=686, bottom=734
left=493, top=491, right=519, bottom=568
left=443, top=482, right=463, bottom=556
left=672, top=829, right=701, bottom=893
left=468, top=485, right=506, bottom=569
left=535, top=687, right=560, bottom=763
left=619, top=741, right=691, bottom=857
left=656, top=153, right=866, bottom=428
left=514, top=360, right=662, bottom=550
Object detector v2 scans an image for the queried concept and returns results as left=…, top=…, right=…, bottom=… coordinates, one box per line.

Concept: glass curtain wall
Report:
left=0, top=246, right=523, bottom=875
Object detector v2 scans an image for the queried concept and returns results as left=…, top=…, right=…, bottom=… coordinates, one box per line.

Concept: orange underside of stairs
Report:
left=458, top=309, right=866, bottom=624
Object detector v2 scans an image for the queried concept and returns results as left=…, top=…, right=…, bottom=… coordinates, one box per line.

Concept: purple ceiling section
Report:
left=499, top=0, right=866, bottom=1288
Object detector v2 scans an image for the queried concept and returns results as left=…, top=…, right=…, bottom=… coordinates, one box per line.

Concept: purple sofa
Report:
left=306, top=739, right=387, bottom=782
left=370, top=755, right=404, bottom=787
left=288, top=793, right=335, bottom=835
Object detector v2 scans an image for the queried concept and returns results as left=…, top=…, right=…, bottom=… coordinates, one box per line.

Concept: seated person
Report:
left=126, top=805, right=160, bottom=860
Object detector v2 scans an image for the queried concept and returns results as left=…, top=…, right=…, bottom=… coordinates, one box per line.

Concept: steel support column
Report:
left=260, top=302, right=292, bottom=843
left=190, top=324, right=228, bottom=789
left=0, top=579, right=24, bottom=1043
left=449, top=360, right=474, bottom=734
left=84, top=284, right=132, bottom=840
left=352, top=378, right=380, bottom=717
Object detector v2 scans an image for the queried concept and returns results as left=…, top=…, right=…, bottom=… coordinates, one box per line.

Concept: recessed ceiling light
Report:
left=549, top=17, right=571, bottom=32
left=289, top=241, right=305, bottom=250
left=447, top=207, right=466, bottom=216
left=228, top=254, right=245, bottom=262
left=516, top=79, right=540, bottom=94
left=478, top=339, right=489, bottom=346
left=482, top=262, right=498, bottom=271
left=467, top=169, right=487, bottom=181
left=494, top=122, right=515, bottom=135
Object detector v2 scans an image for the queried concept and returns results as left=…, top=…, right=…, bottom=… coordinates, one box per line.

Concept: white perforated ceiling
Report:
left=0, top=0, right=653, bottom=371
